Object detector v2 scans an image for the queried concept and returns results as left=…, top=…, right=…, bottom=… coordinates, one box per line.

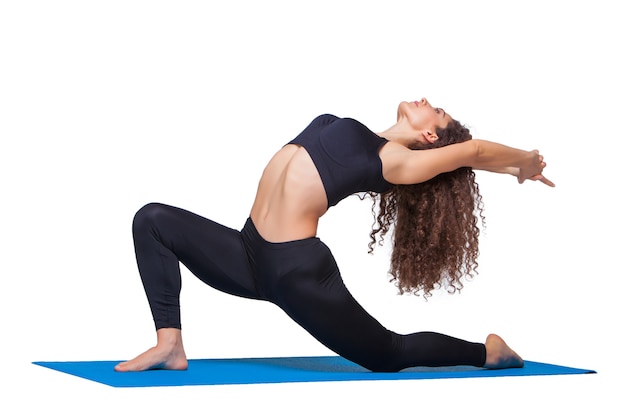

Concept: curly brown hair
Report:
left=368, top=119, right=485, bottom=298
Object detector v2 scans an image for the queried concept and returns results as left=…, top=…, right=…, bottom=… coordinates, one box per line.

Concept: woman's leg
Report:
left=269, top=239, right=521, bottom=371
left=116, top=203, right=258, bottom=371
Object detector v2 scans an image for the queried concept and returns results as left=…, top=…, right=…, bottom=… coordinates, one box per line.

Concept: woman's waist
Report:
left=248, top=207, right=321, bottom=243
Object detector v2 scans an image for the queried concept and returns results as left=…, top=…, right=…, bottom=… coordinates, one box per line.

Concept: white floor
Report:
left=2, top=1, right=623, bottom=415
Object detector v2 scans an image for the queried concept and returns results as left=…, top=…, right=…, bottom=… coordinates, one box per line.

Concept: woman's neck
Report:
left=376, top=121, right=418, bottom=147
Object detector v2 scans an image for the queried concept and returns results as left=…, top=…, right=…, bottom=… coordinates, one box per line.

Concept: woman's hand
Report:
left=517, top=150, right=555, bottom=187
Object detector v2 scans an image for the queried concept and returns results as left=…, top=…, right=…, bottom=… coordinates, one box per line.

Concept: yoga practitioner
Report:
left=115, top=98, right=553, bottom=372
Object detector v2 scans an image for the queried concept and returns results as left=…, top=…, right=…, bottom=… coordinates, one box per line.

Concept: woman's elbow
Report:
left=466, top=139, right=484, bottom=168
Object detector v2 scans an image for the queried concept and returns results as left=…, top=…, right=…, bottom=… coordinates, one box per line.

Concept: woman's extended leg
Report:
left=261, top=237, right=522, bottom=371
left=115, top=203, right=259, bottom=371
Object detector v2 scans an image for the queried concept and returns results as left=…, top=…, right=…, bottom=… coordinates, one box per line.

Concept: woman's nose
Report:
left=421, top=98, right=429, bottom=106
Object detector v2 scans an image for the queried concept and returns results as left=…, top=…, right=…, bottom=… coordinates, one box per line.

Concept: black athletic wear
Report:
left=131, top=116, right=487, bottom=371
left=288, top=114, right=392, bottom=207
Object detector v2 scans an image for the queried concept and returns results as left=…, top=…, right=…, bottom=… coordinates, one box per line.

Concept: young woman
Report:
left=115, top=98, right=553, bottom=372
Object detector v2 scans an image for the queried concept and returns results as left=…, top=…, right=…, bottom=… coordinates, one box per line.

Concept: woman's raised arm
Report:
left=382, top=139, right=554, bottom=186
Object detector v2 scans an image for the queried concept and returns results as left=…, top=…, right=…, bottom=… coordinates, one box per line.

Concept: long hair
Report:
left=368, top=119, right=485, bottom=298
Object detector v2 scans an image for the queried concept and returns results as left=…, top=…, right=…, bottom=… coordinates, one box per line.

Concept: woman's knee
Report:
left=346, top=333, right=407, bottom=373
left=132, top=202, right=170, bottom=234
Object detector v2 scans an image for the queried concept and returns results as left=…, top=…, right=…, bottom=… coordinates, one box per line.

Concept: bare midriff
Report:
left=249, top=144, right=328, bottom=242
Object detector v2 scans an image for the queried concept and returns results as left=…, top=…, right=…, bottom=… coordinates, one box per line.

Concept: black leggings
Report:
left=132, top=203, right=486, bottom=372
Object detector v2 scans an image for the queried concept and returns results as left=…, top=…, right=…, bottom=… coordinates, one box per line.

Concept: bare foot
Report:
left=484, top=333, right=524, bottom=369
left=114, top=328, right=188, bottom=372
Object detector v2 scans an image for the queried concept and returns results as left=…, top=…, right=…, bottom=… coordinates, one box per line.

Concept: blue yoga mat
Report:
left=33, top=356, right=595, bottom=388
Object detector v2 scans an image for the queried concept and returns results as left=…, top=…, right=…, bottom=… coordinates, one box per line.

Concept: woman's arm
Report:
left=383, top=139, right=554, bottom=186
left=471, top=140, right=554, bottom=186
left=479, top=166, right=518, bottom=175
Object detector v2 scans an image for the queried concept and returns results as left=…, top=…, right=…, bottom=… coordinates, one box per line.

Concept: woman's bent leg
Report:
left=116, top=203, right=258, bottom=372
left=132, top=203, right=259, bottom=329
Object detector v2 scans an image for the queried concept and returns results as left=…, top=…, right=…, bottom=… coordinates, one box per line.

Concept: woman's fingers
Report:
left=530, top=174, right=555, bottom=187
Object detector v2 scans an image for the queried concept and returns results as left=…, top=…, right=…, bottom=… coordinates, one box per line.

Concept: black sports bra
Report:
left=288, top=114, right=393, bottom=208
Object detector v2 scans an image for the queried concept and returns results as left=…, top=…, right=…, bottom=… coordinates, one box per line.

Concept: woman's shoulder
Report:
left=313, top=113, right=339, bottom=122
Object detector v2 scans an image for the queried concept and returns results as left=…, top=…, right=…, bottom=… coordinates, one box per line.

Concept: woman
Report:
left=115, top=98, right=553, bottom=372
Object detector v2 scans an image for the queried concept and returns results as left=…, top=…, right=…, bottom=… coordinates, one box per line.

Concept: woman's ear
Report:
left=425, top=131, right=439, bottom=144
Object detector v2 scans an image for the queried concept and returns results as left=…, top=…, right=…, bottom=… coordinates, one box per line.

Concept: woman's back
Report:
left=249, top=144, right=328, bottom=242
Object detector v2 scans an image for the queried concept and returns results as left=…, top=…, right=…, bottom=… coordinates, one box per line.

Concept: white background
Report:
left=1, top=0, right=623, bottom=415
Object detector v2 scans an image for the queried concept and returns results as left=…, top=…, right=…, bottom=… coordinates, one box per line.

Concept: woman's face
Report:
left=398, top=98, right=453, bottom=143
